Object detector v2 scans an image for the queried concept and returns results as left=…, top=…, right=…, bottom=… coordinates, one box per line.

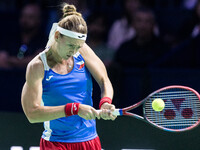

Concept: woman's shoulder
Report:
left=26, top=53, right=44, bottom=78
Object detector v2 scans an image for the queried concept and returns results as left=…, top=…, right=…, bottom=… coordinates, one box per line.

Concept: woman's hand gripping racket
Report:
left=98, top=85, right=200, bottom=132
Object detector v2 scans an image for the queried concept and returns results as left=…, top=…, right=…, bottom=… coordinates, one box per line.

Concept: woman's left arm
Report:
left=79, top=43, right=116, bottom=120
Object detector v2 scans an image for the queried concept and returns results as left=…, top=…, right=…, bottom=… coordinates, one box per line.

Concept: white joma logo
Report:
left=74, top=104, right=77, bottom=111
left=46, top=75, right=53, bottom=81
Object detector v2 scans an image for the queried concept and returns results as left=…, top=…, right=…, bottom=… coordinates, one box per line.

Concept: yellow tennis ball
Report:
left=152, top=98, right=165, bottom=111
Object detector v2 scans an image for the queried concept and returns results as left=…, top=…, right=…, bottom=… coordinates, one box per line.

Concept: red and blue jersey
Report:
left=39, top=51, right=97, bottom=143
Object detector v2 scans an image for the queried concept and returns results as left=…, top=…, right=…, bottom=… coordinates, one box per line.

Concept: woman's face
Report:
left=56, top=33, right=85, bottom=60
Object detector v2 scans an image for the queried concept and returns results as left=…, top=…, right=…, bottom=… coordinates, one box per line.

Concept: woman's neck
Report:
left=46, top=46, right=62, bottom=67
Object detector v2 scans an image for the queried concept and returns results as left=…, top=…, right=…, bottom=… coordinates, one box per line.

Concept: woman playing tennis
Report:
left=21, top=3, right=116, bottom=150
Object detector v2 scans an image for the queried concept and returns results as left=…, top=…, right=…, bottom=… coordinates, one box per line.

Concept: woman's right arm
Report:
left=21, top=60, right=66, bottom=123
left=21, top=59, right=99, bottom=123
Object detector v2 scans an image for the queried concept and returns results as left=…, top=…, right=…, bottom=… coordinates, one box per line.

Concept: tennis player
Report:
left=21, top=3, right=116, bottom=150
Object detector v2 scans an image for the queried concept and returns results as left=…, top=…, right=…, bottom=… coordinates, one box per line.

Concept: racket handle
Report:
left=96, top=109, right=121, bottom=116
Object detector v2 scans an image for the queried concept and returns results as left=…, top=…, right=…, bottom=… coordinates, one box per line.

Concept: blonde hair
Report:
left=58, top=3, right=87, bottom=35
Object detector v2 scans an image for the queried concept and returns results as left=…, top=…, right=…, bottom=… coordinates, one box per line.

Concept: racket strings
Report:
left=144, top=88, right=200, bottom=130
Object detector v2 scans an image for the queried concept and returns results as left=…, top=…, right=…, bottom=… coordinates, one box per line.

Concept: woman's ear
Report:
left=54, top=31, right=60, bottom=42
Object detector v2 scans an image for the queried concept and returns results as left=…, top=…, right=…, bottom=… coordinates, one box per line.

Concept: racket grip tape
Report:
left=96, top=109, right=122, bottom=116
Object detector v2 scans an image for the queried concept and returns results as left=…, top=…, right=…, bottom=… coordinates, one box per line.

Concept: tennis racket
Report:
left=98, top=85, right=200, bottom=132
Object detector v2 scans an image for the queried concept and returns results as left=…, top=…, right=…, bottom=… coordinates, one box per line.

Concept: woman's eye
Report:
left=68, top=44, right=80, bottom=50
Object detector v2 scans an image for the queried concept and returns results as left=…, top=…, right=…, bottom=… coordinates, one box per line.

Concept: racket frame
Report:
left=117, top=85, right=200, bottom=132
